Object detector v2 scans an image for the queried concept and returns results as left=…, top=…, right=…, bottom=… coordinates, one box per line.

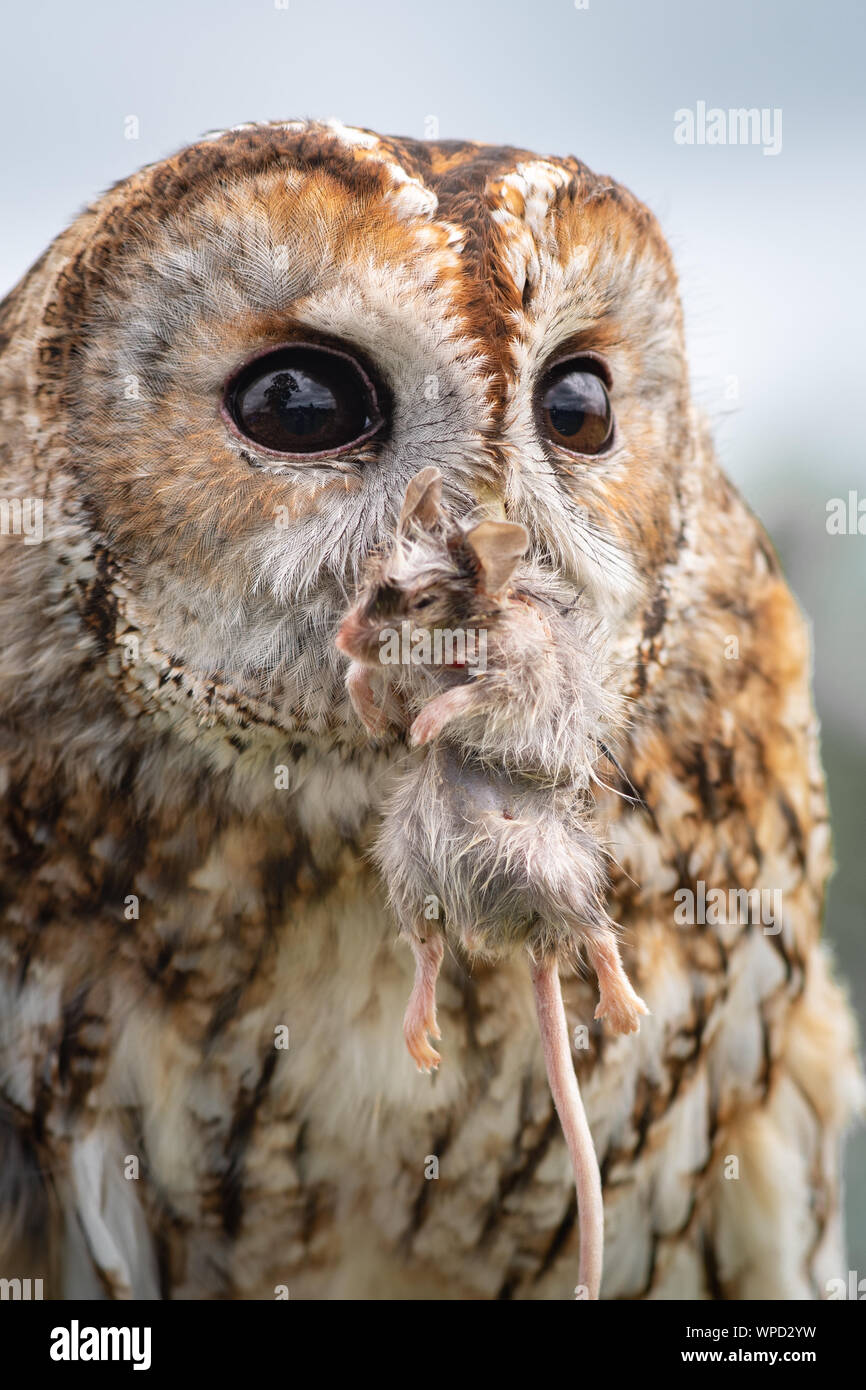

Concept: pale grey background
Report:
left=2, top=0, right=863, bottom=1278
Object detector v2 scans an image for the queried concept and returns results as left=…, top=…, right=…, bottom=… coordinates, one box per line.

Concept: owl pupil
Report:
left=539, top=362, right=613, bottom=455
left=549, top=397, right=586, bottom=438
left=226, top=345, right=383, bottom=457
left=263, top=370, right=338, bottom=437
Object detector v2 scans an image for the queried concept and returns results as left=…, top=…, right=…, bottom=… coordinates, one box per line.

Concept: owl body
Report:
left=0, top=121, right=860, bottom=1299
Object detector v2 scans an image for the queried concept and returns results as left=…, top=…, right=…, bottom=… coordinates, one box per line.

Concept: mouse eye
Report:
left=538, top=358, right=614, bottom=456
left=223, top=343, right=384, bottom=458
left=412, top=594, right=435, bottom=611
left=372, top=582, right=401, bottom=616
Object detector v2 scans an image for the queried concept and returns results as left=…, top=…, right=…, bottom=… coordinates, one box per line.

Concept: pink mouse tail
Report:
left=530, top=955, right=604, bottom=1300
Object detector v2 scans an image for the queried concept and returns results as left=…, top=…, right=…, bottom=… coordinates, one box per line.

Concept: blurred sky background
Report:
left=2, top=0, right=864, bottom=1278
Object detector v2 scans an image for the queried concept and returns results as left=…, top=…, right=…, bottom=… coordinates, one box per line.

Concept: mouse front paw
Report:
left=346, top=661, right=401, bottom=737
left=410, top=684, right=479, bottom=746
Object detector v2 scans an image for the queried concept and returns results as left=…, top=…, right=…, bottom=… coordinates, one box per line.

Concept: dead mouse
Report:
left=335, top=467, right=648, bottom=1298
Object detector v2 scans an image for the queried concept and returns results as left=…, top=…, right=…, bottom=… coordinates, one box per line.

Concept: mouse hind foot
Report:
left=586, top=934, right=648, bottom=1035
left=402, top=931, right=445, bottom=1072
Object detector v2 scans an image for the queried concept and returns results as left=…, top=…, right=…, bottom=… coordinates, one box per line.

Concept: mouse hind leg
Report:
left=402, top=928, right=445, bottom=1072
left=584, top=932, right=648, bottom=1035
left=512, top=815, right=648, bottom=1035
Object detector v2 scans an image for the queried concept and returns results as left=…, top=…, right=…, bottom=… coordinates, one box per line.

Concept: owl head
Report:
left=0, top=119, right=692, bottom=747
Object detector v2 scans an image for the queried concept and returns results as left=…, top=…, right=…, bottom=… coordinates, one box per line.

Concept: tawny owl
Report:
left=0, top=119, right=861, bottom=1301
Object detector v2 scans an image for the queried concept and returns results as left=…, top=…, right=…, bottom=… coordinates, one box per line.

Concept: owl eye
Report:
left=223, top=344, right=384, bottom=458
left=538, top=358, right=614, bottom=455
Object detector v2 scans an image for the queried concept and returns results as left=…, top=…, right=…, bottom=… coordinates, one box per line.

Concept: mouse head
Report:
left=335, top=467, right=529, bottom=667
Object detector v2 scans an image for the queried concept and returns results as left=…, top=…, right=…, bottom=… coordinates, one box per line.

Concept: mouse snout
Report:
left=336, top=609, right=378, bottom=662
left=335, top=612, right=359, bottom=656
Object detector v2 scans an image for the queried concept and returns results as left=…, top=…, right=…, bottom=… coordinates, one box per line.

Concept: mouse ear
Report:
left=399, top=467, right=442, bottom=533
left=465, top=520, right=529, bottom=596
